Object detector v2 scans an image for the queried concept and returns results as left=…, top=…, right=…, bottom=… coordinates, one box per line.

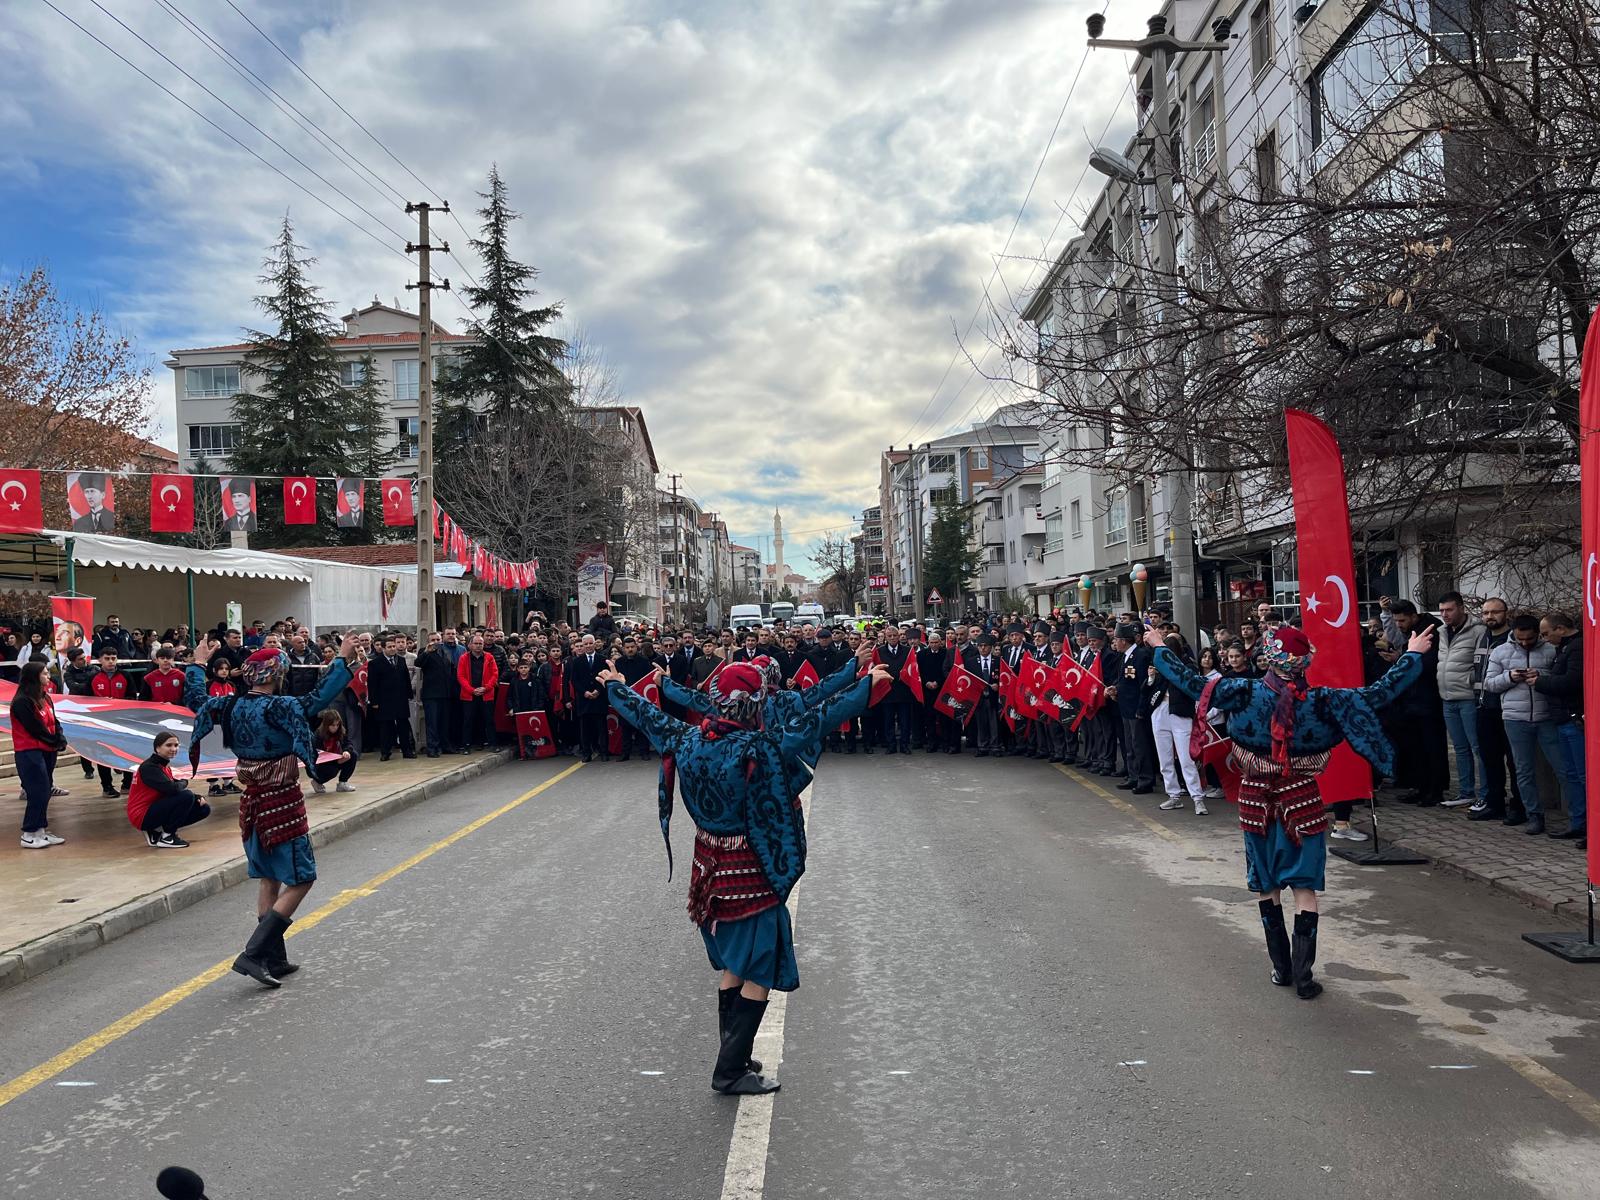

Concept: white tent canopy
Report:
left=51, top=531, right=311, bottom=581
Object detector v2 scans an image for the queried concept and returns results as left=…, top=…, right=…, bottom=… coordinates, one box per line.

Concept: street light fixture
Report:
left=1088, top=146, right=1143, bottom=185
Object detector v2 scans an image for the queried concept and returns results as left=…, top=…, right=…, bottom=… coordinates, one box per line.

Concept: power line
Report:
left=36, top=0, right=411, bottom=266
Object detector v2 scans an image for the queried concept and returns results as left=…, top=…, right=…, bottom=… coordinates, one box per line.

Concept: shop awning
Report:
left=1030, top=577, right=1072, bottom=594
left=48, top=531, right=312, bottom=582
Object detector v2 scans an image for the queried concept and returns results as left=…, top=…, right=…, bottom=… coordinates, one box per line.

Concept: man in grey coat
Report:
left=1434, top=592, right=1486, bottom=809
left=1484, top=615, right=1561, bottom=835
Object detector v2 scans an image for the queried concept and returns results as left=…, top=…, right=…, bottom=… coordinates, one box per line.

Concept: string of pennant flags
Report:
left=0, top=466, right=538, bottom=590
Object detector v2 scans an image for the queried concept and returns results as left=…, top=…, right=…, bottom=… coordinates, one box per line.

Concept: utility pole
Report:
left=1085, top=11, right=1230, bottom=639
left=707, top=510, right=722, bottom=627
left=907, top=451, right=925, bottom=621
left=667, top=473, right=683, bottom=625
left=405, top=200, right=449, bottom=636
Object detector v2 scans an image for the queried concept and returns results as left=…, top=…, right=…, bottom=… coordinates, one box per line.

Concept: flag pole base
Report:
left=1520, top=932, right=1600, bottom=963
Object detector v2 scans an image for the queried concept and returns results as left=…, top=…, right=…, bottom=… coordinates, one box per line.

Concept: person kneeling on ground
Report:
left=309, top=709, right=358, bottom=794
left=127, top=731, right=211, bottom=848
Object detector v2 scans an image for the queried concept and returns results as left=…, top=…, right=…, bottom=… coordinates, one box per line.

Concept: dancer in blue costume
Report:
left=602, top=656, right=891, bottom=1094
left=1146, top=621, right=1434, bottom=999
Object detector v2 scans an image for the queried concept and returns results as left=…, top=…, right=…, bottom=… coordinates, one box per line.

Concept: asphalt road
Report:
left=4, top=752, right=1600, bottom=1200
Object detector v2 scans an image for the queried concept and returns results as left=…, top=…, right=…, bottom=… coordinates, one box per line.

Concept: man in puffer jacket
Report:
left=1484, top=615, right=1559, bottom=834
left=1434, top=592, right=1485, bottom=810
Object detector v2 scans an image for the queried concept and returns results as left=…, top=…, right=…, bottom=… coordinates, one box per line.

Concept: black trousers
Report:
left=1476, top=705, right=1522, bottom=811
left=378, top=717, right=415, bottom=758
left=1412, top=710, right=1451, bottom=800
left=1123, top=714, right=1157, bottom=787
left=579, top=711, right=608, bottom=757
left=313, top=751, right=359, bottom=784
left=881, top=701, right=914, bottom=751
left=139, top=790, right=210, bottom=833
left=461, top=698, right=492, bottom=749
left=971, top=698, right=999, bottom=751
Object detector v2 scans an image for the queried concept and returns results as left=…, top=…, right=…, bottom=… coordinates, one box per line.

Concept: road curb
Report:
left=1396, top=845, right=1586, bottom=924
left=0, top=750, right=513, bottom=994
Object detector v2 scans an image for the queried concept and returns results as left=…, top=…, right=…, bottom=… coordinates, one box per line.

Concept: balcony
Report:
left=982, top=517, right=1006, bottom=546
left=1020, top=507, right=1045, bottom=536
left=1189, top=125, right=1216, bottom=176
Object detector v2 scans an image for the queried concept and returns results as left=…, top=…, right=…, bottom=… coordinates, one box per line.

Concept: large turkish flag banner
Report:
left=283, top=476, right=317, bottom=525
left=1285, top=408, right=1366, bottom=807
left=149, top=474, right=194, bottom=533
left=382, top=478, right=415, bottom=526
left=0, top=469, right=44, bottom=533
left=1579, top=305, right=1600, bottom=886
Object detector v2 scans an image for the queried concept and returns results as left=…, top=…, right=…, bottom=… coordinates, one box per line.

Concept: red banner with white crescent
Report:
left=149, top=473, right=194, bottom=533
left=1579, top=305, right=1600, bottom=886
left=0, top=468, right=44, bottom=534
left=1285, top=408, right=1366, bottom=807
left=282, top=476, right=316, bottom=524
left=381, top=477, right=415, bottom=526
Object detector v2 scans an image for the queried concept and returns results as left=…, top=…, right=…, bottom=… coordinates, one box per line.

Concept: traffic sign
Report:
left=927, top=588, right=943, bottom=604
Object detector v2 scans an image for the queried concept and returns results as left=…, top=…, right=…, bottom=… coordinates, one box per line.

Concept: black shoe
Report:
left=1523, top=817, right=1547, bottom=835
left=232, top=911, right=286, bottom=989
left=1049, top=756, right=1063, bottom=764
left=155, top=832, right=189, bottom=848
left=863, top=746, right=874, bottom=754
left=144, top=830, right=161, bottom=848
left=846, top=746, right=857, bottom=755
left=1579, top=838, right=1588, bottom=850
left=402, top=752, right=417, bottom=760
left=1259, top=900, right=1292, bottom=987
left=101, top=788, right=121, bottom=799
left=1467, top=806, right=1504, bottom=822
left=717, top=987, right=762, bottom=1074
left=599, top=754, right=611, bottom=762
left=1415, top=795, right=1440, bottom=808
left=1550, top=827, right=1585, bottom=840
left=1502, top=809, right=1527, bottom=826
left=263, top=912, right=298, bottom=978
left=1116, top=780, right=1136, bottom=790
left=885, top=746, right=898, bottom=755
left=582, top=754, right=593, bottom=763
left=975, top=749, right=989, bottom=758
left=1395, top=791, right=1424, bottom=805
left=1131, top=785, right=1154, bottom=795
left=460, top=748, right=472, bottom=755
left=713, top=995, right=779, bottom=1095
left=380, top=753, right=392, bottom=762
left=1291, top=911, right=1322, bottom=1000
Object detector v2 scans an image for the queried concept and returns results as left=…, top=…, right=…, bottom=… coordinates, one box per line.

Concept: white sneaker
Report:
left=1331, top=825, right=1370, bottom=842
left=1203, top=787, right=1224, bottom=800
left=309, top=779, right=326, bottom=795
left=20, top=832, right=52, bottom=849
left=1159, top=796, right=1184, bottom=811
left=336, top=782, right=356, bottom=793
left=1193, top=797, right=1209, bottom=816
left=1441, top=796, right=1475, bottom=809
left=36, top=829, right=65, bottom=846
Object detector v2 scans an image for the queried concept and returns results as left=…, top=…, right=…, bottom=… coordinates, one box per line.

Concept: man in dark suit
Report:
left=72, top=472, right=116, bottom=533
left=368, top=632, right=417, bottom=760
left=962, top=632, right=1002, bottom=756
left=1111, top=623, right=1156, bottom=793
left=567, top=633, right=611, bottom=761
left=1086, top=624, right=1124, bottom=776
left=919, top=628, right=955, bottom=754
left=222, top=479, right=257, bottom=533
left=666, top=631, right=700, bottom=719
left=874, top=625, right=913, bottom=754
left=731, top=630, right=764, bottom=663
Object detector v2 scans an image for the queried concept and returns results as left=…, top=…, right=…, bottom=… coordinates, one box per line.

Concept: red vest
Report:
left=11, top=694, right=59, bottom=754
left=144, top=667, right=186, bottom=704
left=126, top=757, right=173, bottom=829
left=91, top=670, right=129, bottom=699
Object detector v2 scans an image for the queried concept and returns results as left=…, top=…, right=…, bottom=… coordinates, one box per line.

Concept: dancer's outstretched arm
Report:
left=603, top=674, right=694, bottom=756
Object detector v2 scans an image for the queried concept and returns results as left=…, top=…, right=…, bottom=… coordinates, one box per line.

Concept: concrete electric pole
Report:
left=406, top=200, right=450, bottom=635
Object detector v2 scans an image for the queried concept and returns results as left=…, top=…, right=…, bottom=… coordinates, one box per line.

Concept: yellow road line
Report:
left=0, top=760, right=584, bottom=1110
left=1054, top=759, right=1600, bottom=1135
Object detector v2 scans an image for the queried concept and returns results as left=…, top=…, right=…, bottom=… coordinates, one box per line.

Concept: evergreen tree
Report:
left=230, top=217, right=354, bottom=545
left=434, top=163, right=569, bottom=450
left=340, top=352, right=395, bottom=544
left=921, top=497, right=983, bottom=607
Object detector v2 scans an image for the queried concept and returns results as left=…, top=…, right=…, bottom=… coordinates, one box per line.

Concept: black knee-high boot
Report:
left=713, top=995, right=780, bottom=1095
left=258, top=912, right=298, bottom=978
left=1291, top=910, right=1322, bottom=1000
left=233, top=910, right=288, bottom=988
left=718, top=986, right=762, bottom=1073
left=1258, top=900, right=1291, bottom=987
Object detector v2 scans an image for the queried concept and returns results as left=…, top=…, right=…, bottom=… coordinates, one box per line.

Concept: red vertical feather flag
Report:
left=1578, top=304, right=1600, bottom=887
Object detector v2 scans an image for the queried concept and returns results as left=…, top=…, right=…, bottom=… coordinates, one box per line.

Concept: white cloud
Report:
left=2, top=0, right=1133, bottom=561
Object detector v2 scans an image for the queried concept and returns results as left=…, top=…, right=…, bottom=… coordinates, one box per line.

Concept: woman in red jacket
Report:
left=127, top=731, right=212, bottom=848
left=12, top=662, right=68, bottom=848
left=456, top=633, right=499, bottom=753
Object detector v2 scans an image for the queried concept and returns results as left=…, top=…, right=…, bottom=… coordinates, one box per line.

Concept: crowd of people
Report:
left=6, top=592, right=1585, bottom=854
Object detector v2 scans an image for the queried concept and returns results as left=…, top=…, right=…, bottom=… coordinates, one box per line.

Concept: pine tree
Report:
left=230, top=217, right=354, bottom=545
left=921, top=497, right=983, bottom=608
left=434, top=164, right=569, bottom=448
left=340, top=352, right=395, bottom=544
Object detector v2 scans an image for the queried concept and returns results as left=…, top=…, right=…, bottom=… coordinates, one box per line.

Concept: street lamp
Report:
left=1082, top=9, right=1233, bottom=641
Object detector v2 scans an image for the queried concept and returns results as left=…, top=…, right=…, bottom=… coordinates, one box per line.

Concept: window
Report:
left=1191, top=85, right=1216, bottom=170
left=1105, top=490, right=1128, bottom=546
left=338, top=360, right=368, bottom=388
left=1250, top=2, right=1274, bottom=80
left=184, top=365, right=240, bottom=398
left=1006, top=494, right=1014, bottom=517
left=1067, top=425, right=1080, bottom=450
left=1310, top=7, right=1426, bottom=149
left=1070, top=500, right=1082, bottom=538
left=395, top=417, right=420, bottom=459
left=929, top=486, right=958, bottom=507
left=927, top=453, right=956, bottom=473
left=1009, top=541, right=1017, bottom=564
left=971, top=449, right=988, bottom=470
left=187, top=423, right=240, bottom=457
left=1255, top=129, right=1279, bottom=199
left=394, top=359, right=420, bottom=402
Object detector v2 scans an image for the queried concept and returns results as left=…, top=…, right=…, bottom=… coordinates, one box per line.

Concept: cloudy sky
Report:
left=3, top=0, right=1132, bottom=567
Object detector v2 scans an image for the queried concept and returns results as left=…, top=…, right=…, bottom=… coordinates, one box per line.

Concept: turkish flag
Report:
left=1050, top=657, right=1104, bottom=730
left=1285, top=409, right=1366, bottom=807
left=381, top=477, right=415, bottom=526
left=631, top=671, right=662, bottom=708
left=515, top=711, right=556, bottom=758
left=606, top=712, right=624, bottom=756
left=1578, top=303, right=1600, bottom=885
left=859, top=659, right=892, bottom=706
left=0, top=468, right=44, bottom=534
left=934, top=663, right=984, bottom=727
left=899, top=647, right=923, bottom=695
left=283, top=476, right=316, bottom=524
left=698, top=660, right=725, bottom=692
left=1019, top=654, right=1059, bottom=720
left=793, top=659, right=820, bottom=690
left=148, top=474, right=194, bottom=533
left=350, top=662, right=369, bottom=702
left=432, top=499, right=442, bottom=540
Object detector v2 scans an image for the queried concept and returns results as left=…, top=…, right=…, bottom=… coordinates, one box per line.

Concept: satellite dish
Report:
left=1089, top=146, right=1141, bottom=184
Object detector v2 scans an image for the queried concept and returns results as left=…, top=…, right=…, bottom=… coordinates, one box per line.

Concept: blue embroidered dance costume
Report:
left=184, top=661, right=350, bottom=883
left=1151, top=648, right=1422, bottom=891
left=607, top=672, right=874, bottom=991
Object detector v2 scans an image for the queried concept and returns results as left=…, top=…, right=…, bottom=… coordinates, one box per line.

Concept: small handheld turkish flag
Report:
left=381, top=478, right=415, bottom=526
left=283, top=476, right=316, bottom=525
left=899, top=647, right=923, bottom=695
left=934, top=663, right=983, bottom=728
left=860, top=659, right=892, bottom=706
left=1020, top=655, right=1058, bottom=720
left=631, top=671, right=661, bottom=708
left=794, top=659, right=820, bottom=690
left=0, top=469, right=44, bottom=534
left=149, top=474, right=194, bottom=533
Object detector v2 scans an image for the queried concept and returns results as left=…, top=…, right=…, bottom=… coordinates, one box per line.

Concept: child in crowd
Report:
left=203, top=658, right=241, bottom=798
left=141, top=646, right=188, bottom=704
left=309, top=708, right=358, bottom=794
left=88, top=648, right=134, bottom=798
left=127, top=731, right=211, bottom=849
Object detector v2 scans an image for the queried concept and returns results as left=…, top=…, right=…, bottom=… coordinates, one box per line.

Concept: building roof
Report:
left=582, top=405, right=660, bottom=473
left=728, top=543, right=758, bottom=554
left=261, top=544, right=422, bottom=567
left=168, top=330, right=475, bottom=357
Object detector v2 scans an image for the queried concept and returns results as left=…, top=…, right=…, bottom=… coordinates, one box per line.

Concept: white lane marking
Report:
left=887, top=1070, right=911, bottom=1075
left=1118, top=1060, right=1147, bottom=1067
left=1347, top=1070, right=1375, bottom=1075
left=639, top=1071, right=665, bottom=1076
left=424, top=1078, right=453, bottom=1084
left=1429, top=1065, right=1477, bottom=1071
left=55, top=1081, right=95, bottom=1087
left=718, top=784, right=812, bottom=1200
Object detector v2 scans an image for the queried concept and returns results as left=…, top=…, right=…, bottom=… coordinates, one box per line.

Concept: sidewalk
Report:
left=1357, top=792, right=1591, bottom=922
left=0, top=748, right=512, bottom=991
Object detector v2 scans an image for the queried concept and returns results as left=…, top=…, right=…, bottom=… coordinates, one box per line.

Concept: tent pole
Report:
left=65, top=537, right=76, bottom=595
left=186, top=569, right=196, bottom=636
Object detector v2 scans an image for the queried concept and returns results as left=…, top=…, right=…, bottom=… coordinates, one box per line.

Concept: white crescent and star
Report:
left=1, top=479, right=26, bottom=510
left=1587, top=552, right=1599, bottom=626
left=290, top=480, right=308, bottom=502
left=386, top=486, right=403, bottom=504
left=1304, top=574, right=1352, bottom=628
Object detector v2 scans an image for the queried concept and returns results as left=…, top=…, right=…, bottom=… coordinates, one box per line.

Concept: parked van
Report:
left=730, top=604, right=765, bottom=630
left=795, top=602, right=826, bottom=629
left=769, top=601, right=796, bottom=624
